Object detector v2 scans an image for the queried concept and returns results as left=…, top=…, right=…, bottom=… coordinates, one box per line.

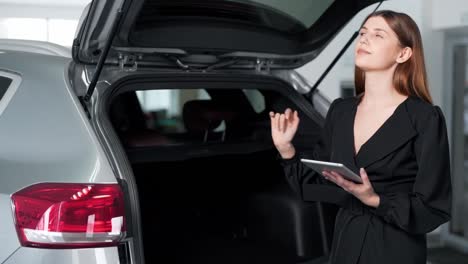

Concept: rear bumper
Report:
left=2, top=246, right=121, bottom=264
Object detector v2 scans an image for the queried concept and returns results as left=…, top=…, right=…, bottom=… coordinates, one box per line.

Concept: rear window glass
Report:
left=0, top=76, right=12, bottom=101
left=109, top=88, right=270, bottom=147
left=135, top=0, right=334, bottom=34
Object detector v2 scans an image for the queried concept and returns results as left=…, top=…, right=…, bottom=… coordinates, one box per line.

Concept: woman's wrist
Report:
left=368, top=194, right=381, bottom=208
left=276, top=143, right=296, bottom=159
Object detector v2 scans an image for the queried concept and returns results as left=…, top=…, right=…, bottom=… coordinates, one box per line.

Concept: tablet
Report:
left=300, top=158, right=363, bottom=183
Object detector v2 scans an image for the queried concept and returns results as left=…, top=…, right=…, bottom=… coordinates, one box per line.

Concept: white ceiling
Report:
left=0, top=0, right=91, bottom=19
left=0, top=0, right=90, bottom=6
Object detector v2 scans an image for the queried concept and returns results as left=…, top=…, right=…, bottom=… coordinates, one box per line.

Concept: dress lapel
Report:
left=351, top=96, right=418, bottom=168
left=331, top=99, right=360, bottom=174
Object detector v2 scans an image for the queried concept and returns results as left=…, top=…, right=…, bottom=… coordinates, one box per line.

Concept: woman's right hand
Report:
left=270, top=108, right=300, bottom=159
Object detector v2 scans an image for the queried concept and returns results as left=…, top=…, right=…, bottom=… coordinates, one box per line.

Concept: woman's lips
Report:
left=357, top=48, right=371, bottom=55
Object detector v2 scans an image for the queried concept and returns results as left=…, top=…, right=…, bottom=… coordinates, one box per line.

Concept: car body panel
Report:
left=0, top=194, right=21, bottom=263
left=0, top=39, right=71, bottom=57
left=0, top=50, right=121, bottom=263
left=0, top=51, right=116, bottom=194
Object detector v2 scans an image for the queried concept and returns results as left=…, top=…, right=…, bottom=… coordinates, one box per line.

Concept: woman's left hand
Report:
left=322, top=168, right=380, bottom=208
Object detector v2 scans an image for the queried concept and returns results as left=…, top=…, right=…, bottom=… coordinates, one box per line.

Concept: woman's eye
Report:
left=376, top=34, right=383, bottom=38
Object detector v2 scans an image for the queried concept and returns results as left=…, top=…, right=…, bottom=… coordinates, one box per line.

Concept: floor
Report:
left=427, top=247, right=468, bottom=264
left=426, top=232, right=468, bottom=264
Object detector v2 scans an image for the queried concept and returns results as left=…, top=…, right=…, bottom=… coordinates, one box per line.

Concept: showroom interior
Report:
left=0, top=0, right=467, bottom=263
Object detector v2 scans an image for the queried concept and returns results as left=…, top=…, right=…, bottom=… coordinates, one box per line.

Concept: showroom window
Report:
left=0, top=18, right=79, bottom=47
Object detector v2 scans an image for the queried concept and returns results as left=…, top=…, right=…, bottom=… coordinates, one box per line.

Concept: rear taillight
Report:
left=11, top=183, right=126, bottom=249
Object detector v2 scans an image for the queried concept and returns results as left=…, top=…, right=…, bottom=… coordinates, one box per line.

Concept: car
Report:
left=0, top=0, right=382, bottom=263
left=0, top=39, right=71, bottom=57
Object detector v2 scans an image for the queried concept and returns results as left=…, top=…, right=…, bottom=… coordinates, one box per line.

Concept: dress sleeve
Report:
left=371, top=105, right=452, bottom=234
left=280, top=97, right=350, bottom=206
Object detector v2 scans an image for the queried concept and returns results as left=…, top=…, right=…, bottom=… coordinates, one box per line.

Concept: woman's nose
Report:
left=359, top=36, right=368, bottom=45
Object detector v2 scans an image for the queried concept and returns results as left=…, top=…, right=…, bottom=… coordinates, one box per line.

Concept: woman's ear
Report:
left=396, top=47, right=412, bottom=64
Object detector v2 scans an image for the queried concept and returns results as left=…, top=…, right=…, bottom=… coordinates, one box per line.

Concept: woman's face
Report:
left=354, top=16, right=403, bottom=72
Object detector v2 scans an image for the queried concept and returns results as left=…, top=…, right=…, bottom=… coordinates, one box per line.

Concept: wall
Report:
left=431, top=0, right=468, bottom=30
left=0, top=1, right=89, bottom=46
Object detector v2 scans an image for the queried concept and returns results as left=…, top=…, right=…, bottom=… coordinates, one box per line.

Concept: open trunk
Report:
left=105, top=75, right=339, bottom=263
left=133, top=150, right=333, bottom=264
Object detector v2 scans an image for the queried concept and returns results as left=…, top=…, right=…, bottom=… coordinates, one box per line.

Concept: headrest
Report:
left=110, top=92, right=147, bottom=132
left=183, top=100, right=236, bottom=134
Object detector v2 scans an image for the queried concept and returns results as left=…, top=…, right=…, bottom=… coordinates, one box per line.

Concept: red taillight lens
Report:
left=11, top=183, right=126, bottom=249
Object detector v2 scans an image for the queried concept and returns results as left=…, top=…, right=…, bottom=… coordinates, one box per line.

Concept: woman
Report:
left=270, top=10, right=452, bottom=264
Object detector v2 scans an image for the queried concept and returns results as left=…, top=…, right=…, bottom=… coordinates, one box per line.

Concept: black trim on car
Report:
left=0, top=76, right=12, bottom=101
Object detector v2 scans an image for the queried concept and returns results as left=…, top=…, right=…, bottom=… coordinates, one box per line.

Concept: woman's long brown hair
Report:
left=354, top=10, right=432, bottom=104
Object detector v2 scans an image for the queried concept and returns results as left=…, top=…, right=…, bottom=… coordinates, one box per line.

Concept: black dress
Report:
left=281, top=94, right=452, bottom=264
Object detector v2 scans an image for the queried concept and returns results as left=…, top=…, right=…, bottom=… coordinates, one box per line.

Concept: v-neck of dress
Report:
left=352, top=95, right=410, bottom=158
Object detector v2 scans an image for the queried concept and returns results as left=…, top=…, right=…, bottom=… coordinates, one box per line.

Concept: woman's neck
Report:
left=362, top=67, right=406, bottom=107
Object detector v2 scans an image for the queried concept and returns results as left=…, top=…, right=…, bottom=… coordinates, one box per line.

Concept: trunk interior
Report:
left=133, top=149, right=325, bottom=264
left=105, top=76, right=338, bottom=264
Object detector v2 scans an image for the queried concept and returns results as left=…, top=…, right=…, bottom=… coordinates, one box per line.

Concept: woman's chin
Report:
left=355, top=62, right=372, bottom=71
left=355, top=60, right=385, bottom=72
left=355, top=62, right=395, bottom=73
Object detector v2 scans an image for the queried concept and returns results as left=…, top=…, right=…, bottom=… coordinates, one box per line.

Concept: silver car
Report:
left=0, top=0, right=381, bottom=263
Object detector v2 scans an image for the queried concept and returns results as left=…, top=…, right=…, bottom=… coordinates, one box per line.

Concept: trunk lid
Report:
left=73, top=0, right=382, bottom=68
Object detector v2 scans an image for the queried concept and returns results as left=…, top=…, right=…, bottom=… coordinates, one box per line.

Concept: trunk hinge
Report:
left=118, top=53, right=140, bottom=72
left=255, top=58, right=272, bottom=73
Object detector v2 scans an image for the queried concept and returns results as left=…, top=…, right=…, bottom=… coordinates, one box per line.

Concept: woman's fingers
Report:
left=275, top=113, right=280, bottom=131
left=322, top=171, right=331, bottom=180
left=269, top=111, right=276, bottom=128
left=279, top=113, right=286, bottom=132
left=323, top=171, right=348, bottom=188
left=291, top=110, right=299, bottom=126
left=285, top=108, right=292, bottom=120
left=270, top=109, right=298, bottom=132
left=359, top=168, right=370, bottom=185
